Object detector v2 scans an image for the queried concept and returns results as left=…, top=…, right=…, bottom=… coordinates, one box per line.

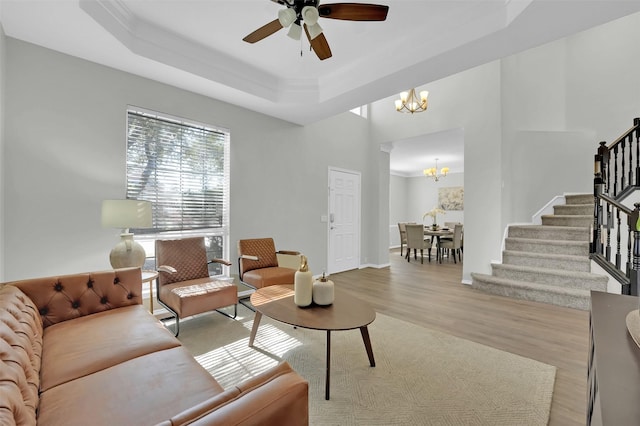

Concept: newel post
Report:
left=629, top=203, right=640, bottom=296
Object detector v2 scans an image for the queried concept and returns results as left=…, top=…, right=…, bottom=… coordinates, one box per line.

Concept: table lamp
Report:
left=102, top=199, right=152, bottom=269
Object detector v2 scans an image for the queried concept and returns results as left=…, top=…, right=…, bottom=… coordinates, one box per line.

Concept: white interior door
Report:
left=328, top=168, right=361, bottom=274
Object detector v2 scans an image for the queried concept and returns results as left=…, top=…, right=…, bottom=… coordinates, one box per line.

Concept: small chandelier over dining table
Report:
left=424, top=158, right=449, bottom=182
left=395, top=88, right=428, bottom=114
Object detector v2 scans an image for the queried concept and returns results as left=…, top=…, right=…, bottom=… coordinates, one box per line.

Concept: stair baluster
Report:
left=591, top=118, right=640, bottom=295
left=635, top=120, right=640, bottom=186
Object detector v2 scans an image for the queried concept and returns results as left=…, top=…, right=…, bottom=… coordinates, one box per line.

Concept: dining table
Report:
left=424, top=227, right=454, bottom=263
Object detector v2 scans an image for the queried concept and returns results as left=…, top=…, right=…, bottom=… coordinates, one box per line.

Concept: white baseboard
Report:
left=360, top=263, right=390, bottom=269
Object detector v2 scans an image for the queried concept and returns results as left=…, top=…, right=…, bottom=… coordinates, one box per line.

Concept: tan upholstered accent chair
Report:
left=155, top=237, right=237, bottom=336
left=237, top=238, right=301, bottom=290
left=405, top=224, right=433, bottom=264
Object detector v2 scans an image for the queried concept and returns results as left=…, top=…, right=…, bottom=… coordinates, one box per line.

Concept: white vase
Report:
left=313, top=276, right=334, bottom=306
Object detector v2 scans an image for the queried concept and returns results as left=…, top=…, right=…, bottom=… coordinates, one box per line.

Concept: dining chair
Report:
left=398, top=223, right=407, bottom=257
left=441, top=222, right=462, bottom=242
left=444, top=222, right=462, bottom=228
left=405, top=224, right=432, bottom=263
left=439, top=224, right=463, bottom=263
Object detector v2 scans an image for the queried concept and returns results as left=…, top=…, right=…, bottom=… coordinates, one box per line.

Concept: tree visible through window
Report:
left=126, top=107, right=230, bottom=271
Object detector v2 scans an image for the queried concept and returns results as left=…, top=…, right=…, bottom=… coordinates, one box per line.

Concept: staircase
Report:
left=471, top=194, right=608, bottom=310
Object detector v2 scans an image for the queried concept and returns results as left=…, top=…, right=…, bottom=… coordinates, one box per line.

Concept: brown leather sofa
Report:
left=0, top=267, right=308, bottom=426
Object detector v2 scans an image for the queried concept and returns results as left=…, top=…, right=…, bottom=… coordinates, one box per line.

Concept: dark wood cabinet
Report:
left=588, top=291, right=640, bottom=425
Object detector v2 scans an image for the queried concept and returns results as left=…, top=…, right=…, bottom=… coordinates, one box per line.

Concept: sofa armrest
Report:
left=7, top=267, right=143, bottom=328
left=167, top=361, right=308, bottom=426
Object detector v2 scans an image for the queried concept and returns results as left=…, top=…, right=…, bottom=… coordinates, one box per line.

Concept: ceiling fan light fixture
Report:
left=287, top=22, right=302, bottom=40
left=278, top=8, right=296, bottom=27
left=307, top=22, right=323, bottom=40
left=301, top=5, right=320, bottom=26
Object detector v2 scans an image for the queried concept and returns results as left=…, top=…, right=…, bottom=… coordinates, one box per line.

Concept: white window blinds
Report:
left=126, top=108, right=230, bottom=235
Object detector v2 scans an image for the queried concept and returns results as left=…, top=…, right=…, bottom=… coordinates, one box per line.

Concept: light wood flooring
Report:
left=330, top=248, right=589, bottom=426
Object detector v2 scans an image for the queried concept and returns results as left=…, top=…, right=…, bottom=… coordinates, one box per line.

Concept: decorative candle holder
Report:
left=313, top=273, right=334, bottom=306
left=294, top=255, right=313, bottom=307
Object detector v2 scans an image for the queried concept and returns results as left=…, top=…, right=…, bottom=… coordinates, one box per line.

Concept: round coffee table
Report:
left=249, top=284, right=376, bottom=400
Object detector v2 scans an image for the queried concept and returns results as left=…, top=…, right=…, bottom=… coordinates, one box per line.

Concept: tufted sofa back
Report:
left=0, top=284, right=44, bottom=425
left=8, top=268, right=142, bottom=328
left=0, top=268, right=142, bottom=425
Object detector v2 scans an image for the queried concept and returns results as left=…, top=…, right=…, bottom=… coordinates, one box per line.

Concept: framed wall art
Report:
left=438, top=186, right=464, bottom=211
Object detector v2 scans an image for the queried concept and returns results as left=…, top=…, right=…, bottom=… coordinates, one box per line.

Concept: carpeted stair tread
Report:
left=490, top=263, right=607, bottom=290
left=541, top=214, right=592, bottom=227
left=472, top=193, right=602, bottom=310
left=505, top=237, right=589, bottom=256
left=554, top=204, right=593, bottom=215
left=470, top=273, right=590, bottom=310
left=502, top=250, right=591, bottom=271
left=565, top=194, right=594, bottom=205
left=508, top=225, right=589, bottom=241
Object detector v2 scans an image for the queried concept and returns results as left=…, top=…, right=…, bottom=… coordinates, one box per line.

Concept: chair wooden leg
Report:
left=420, top=249, right=424, bottom=264
left=400, top=243, right=404, bottom=257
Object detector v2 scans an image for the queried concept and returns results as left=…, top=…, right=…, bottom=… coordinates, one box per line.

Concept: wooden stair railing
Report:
left=592, top=117, right=640, bottom=296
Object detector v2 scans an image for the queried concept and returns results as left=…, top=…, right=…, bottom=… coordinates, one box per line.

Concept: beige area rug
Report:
left=178, top=305, right=556, bottom=426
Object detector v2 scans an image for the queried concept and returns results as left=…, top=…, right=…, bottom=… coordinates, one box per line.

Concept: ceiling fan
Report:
left=243, top=0, right=389, bottom=60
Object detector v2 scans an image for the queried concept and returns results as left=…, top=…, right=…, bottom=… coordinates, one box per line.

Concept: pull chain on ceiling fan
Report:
left=243, top=1, right=389, bottom=60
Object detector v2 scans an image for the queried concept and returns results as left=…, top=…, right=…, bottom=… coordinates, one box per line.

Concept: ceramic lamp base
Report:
left=110, top=233, right=146, bottom=269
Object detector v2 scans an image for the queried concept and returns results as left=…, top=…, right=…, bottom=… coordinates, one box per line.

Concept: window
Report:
left=126, top=107, right=230, bottom=273
left=349, top=105, right=368, bottom=118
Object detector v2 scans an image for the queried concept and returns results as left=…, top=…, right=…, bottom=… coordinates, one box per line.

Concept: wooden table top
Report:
left=250, top=284, right=376, bottom=331
left=423, top=228, right=454, bottom=236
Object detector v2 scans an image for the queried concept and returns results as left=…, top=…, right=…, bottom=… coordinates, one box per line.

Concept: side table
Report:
left=141, top=270, right=159, bottom=313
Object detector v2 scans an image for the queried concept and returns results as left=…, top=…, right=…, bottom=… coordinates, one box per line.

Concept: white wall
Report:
left=372, top=62, right=503, bottom=283
left=406, top=172, right=465, bottom=225
left=389, top=174, right=409, bottom=225
left=565, top=12, right=640, bottom=141
left=501, top=12, right=640, bottom=228
left=389, top=174, right=408, bottom=246
left=3, top=39, right=377, bottom=281
left=0, top=23, right=5, bottom=281
left=389, top=172, right=465, bottom=248
left=375, top=11, right=640, bottom=283
left=4, top=10, right=640, bottom=284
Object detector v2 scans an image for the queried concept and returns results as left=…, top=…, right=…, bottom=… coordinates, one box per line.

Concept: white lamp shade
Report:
left=287, top=23, right=302, bottom=40
left=102, top=199, right=152, bottom=230
left=278, top=8, right=296, bottom=27
left=301, top=6, right=319, bottom=25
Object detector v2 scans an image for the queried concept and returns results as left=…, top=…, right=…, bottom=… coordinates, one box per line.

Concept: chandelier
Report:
left=395, top=88, right=428, bottom=113
left=423, top=158, right=449, bottom=182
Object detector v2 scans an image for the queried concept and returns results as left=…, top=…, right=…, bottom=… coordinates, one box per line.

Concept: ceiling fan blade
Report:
left=243, top=19, right=284, bottom=43
left=318, top=3, right=389, bottom=21
left=304, top=24, right=332, bottom=60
